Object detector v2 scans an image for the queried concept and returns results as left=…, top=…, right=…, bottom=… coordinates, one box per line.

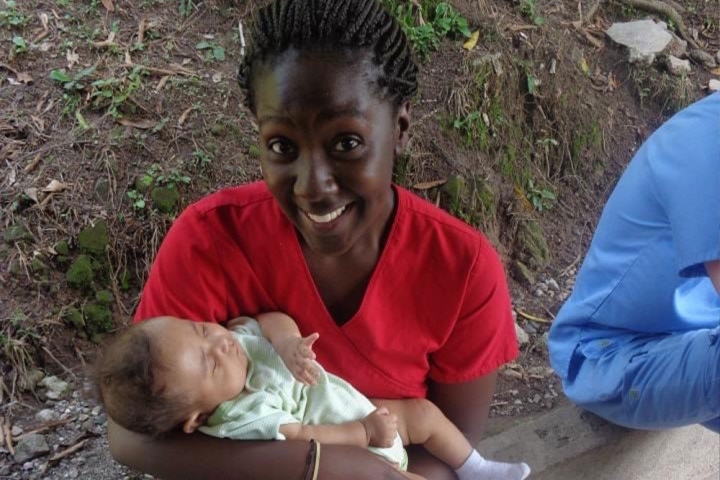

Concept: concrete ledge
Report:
left=479, top=404, right=720, bottom=479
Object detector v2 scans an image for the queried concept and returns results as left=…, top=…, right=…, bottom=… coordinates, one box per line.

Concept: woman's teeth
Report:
left=306, top=205, right=347, bottom=224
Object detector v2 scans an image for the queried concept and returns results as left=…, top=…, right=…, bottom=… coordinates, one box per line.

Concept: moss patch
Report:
left=66, top=255, right=94, bottom=288
left=151, top=186, right=180, bottom=213
left=78, top=221, right=109, bottom=256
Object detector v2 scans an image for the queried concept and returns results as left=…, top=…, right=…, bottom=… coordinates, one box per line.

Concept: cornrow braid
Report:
left=239, top=0, right=418, bottom=112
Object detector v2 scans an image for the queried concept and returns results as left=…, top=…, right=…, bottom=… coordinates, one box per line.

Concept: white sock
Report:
left=455, top=449, right=531, bottom=480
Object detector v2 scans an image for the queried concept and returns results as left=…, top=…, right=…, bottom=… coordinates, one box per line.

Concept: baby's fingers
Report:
left=300, top=333, right=319, bottom=358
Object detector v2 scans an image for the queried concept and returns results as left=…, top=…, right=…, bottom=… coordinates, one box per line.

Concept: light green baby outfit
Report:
left=199, top=318, right=408, bottom=470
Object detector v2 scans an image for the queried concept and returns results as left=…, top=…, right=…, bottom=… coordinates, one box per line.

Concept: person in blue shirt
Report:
left=549, top=92, right=720, bottom=432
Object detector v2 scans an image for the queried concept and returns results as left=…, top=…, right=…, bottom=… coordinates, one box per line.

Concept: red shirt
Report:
left=135, top=182, right=518, bottom=398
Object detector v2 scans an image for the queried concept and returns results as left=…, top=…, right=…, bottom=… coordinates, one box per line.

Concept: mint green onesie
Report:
left=199, top=318, right=408, bottom=469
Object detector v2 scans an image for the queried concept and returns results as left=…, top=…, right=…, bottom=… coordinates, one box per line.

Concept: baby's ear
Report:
left=182, top=411, right=208, bottom=434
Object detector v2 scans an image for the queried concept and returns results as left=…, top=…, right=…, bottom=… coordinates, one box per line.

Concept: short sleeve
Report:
left=428, top=240, right=519, bottom=383
left=133, top=206, right=228, bottom=323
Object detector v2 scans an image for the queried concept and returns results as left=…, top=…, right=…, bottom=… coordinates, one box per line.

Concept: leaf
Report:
left=212, top=46, right=225, bottom=61
left=42, top=179, right=70, bottom=193
left=101, top=0, right=115, bottom=11
left=117, top=117, right=157, bottom=129
left=24, top=187, right=39, bottom=203
left=710, top=67, right=720, bottom=76
left=413, top=179, right=447, bottom=190
left=50, top=70, right=71, bottom=83
left=579, top=57, right=590, bottom=76
left=75, top=110, right=90, bottom=130
left=178, top=106, right=193, bottom=126
left=462, top=30, right=480, bottom=51
left=16, top=72, right=32, bottom=84
left=196, top=41, right=211, bottom=50
left=66, top=50, right=79, bottom=69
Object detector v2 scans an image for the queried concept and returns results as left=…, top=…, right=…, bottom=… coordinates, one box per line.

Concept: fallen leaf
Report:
left=101, top=0, right=114, bottom=11
left=178, top=106, right=193, bottom=126
left=40, top=42, right=52, bottom=52
left=75, top=111, right=90, bottom=130
left=16, top=72, right=33, bottom=84
left=413, top=179, right=447, bottom=190
left=155, top=75, right=169, bottom=92
left=125, top=51, right=133, bottom=66
left=117, top=117, right=157, bottom=129
left=24, top=188, right=39, bottom=203
left=43, top=179, right=69, bottom=193
left=212, top=72, right=223, bottom=83
left=463, top=30, right=480, bottom=51
left=710, top=67, right=720, bottom=76
left=39, top=12, right=49, bottom=30
left=24, top=154, right=43, bottom=173
left=93, top=31, right=116, bottom=49
left=579, top=57, right=590, bottom=76
left=138, top=17, right=147, bottom=44
left=66, top=50, right=79, bottom=69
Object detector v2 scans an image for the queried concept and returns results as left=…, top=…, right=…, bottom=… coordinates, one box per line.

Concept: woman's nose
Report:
left=294, top=151, right=338, bottom=201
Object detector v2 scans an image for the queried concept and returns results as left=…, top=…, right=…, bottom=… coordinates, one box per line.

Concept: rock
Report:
left=523, top=323, right=537, bottom=335
left=3, top=224, right=32, bottom=244
left=512, top=261, right=535, bottom=286
left=546, top=278, right=560, bottom=291
left=11, top=425, right=23, bottom=436
left=709, top=79, right=720, bottom=92
left=515, top=323, right=530, bottom=345
left=515, top=219, right=550, bottom=268
left=534, top=288, right=545, bottom=297
left=13, top=434, right=50, bottom=463
left=78, top=221, right=109, bottom=256
left=19, top=369, right=44, bottom=392
left=34, top=409, right=58, bottom=423
left=151, top=186, right=180, bottom=213
left=689, top=49, right=717, bottom=69
left=66, top=255, right=94, bottom=288
left=666, top=55, right=691, bottom=76
left=665, top=34, right=687, bottom=58
left=39, top=375, right=69, bottom=400
left=606, top=20, right=672, bottom=65
left=93, top=177, right=111, bottom=203
left=532, top=393, right=542, bottom=403
left=716, top=51, right=720, bottom=64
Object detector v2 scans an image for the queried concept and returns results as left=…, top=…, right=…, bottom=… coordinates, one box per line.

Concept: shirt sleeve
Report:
left=428, top=238, right=519, bottom=383
left=650, top=93, right=720, bottom=276
left=133, top=205, right=228, bottom=323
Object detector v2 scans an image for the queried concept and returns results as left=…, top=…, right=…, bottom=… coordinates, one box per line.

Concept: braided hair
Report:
left=239, top=0, right=418, bottom=112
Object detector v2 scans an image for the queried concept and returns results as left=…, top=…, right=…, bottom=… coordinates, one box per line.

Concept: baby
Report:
left=96, top=312, right=530, bottom=480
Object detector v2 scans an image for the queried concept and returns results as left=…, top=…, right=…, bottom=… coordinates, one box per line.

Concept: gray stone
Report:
left=14, top=434, right=50, bottom=463
left=628, top=48, right=656, bottom=65
left=689, top=49, right=717, bottom=69
left=709, top=79, right=720, bottom=92
left=546, top=278, right=560, bottom=291
left=667, top=55, right=691, bottom=76
left=11, top=425, right=23, bottom=436
left=523, top=323, right=538, bottom=335
left=606, top=20, right=672, bottom=63
left=39, top=375, right=69, bottom=400
left=716, top=50, right=720, bottom=64
left=515, top=323, right=530, bottom=345
left=665, top=34, right=687, bottom=58
left=34, top=409, right=58, bottom=423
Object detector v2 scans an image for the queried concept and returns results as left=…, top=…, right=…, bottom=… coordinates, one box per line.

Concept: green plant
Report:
left=196, top=40, right=225, bottom=62
left=0, top=1, right=28, bottom=27
left=90, top=66, right=147, bottom=117
left=127, top=190, right=146, bottom=210
left=11, top=35, right=27, bottom=54
left=192, top=149, right=212, bottom=169
left=381, top=0, right=470, bottom=59
left=50, top=64, right=97, bottom=91
left=525, top=179, right=556, bottom=212
left=451, top=111, right=489, bottom=149
left=519, top=0, right=544, bottom=26
left=179, top=0, right=195, bottom=17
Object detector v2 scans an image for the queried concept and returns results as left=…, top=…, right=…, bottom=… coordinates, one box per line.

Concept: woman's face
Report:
left=253, top=49, right=410, bottom=256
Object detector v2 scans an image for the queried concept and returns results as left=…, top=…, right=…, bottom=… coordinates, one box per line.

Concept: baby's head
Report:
left=95, top=316, right=248, bottom=437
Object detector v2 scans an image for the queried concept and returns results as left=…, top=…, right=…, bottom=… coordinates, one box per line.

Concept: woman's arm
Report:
left=108, top=418, right=407, bottom=480
left=404, top=371, right=499, bottom=480
left=706, top=260, right=720, bottom=295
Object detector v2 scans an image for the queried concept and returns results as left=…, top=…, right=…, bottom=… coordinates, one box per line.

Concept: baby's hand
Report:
left=361, top=407, right=397, bottom=448
left=278, top=333, right=320, bottom=385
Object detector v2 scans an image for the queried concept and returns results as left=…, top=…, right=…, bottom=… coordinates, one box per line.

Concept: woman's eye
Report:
left=268, top=139, right=295, bottom=155
left=333, top=137, right=360, bottom=152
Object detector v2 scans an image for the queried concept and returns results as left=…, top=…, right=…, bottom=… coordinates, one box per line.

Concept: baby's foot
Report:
left=456, top=450, right=531, bottom=480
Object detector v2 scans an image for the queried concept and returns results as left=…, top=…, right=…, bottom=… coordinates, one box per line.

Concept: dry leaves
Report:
left=93, top=31, right=116, bottom=49
left=413, top=179, right=447, bottom=190
left=118, top=117, right=157, bottom=129
left=101, top=0, right=115, bottom=12
left=463, top=30, right=480, bottom=51
left=66, top=50, right=80, bottom=69
left=178, top=106, right=193, bottom=126
left=43, top=180, right=70, bottom=193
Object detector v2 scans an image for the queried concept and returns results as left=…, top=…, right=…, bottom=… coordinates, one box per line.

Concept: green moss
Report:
left=248, top=144, right=261, bottom=159
left=63, top=306, right=85, bottom=330
left=66, top=255, right=94, bottom=288
left=54, top=240, right=70, bottom=256
left=78, top=221, right=109, bottom=256
left=83, top=302, right=113, bottom=339
left=151, top=186, right=180, bottom=213
left=516, top=219, right=550, bottom=268
left=134, top=173, right=154, bottom=193
left=95, top=289, right=114, bottom=305
left=3, top=225, right=31, bottom=244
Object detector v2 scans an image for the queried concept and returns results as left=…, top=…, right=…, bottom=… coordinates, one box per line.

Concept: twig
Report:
left=24, top=153, right=43, bottom=173
left=42, top=346, right=77, bottom=379
left=559, top=251, right=582, bottom=277
left=14, top=417, right=75, bottom=441
left=516, top=309, right=552, bottom=324
left=238, top=21, right=246, bottom=57
left=2, top=421, right=14, bottom=456
left=48, top=438, right=89, bottom=463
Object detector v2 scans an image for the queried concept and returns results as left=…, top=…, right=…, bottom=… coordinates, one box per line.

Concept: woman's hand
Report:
left=277, top=333, right=320, bottom=385
left=361, top=407, right=398, bottom=448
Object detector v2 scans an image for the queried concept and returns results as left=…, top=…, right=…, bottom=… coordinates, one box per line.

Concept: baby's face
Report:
left=145, top=317, right=248, bottom=416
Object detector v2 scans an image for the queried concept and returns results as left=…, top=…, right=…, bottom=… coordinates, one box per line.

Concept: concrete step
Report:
left=479, top=404, right=720, bottom=479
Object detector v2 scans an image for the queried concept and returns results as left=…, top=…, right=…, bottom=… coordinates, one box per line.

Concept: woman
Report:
left=108, top=1, right=519, bottom=478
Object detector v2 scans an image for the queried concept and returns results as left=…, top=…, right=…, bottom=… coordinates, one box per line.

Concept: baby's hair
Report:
left=239, top=0, right=418, bottom=112
left=93, top=322, right=193, bottom=437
